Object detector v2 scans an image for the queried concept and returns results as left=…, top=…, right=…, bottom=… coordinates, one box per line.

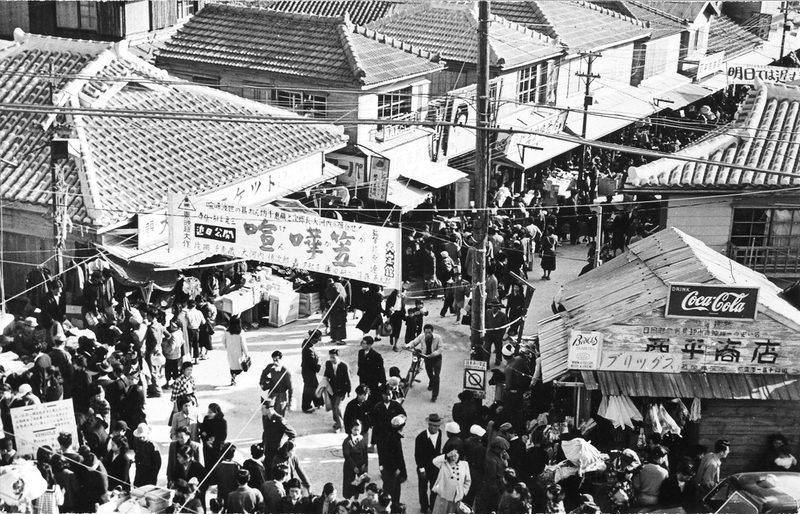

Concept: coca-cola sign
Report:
left=665, top=283, right=759, bottom=320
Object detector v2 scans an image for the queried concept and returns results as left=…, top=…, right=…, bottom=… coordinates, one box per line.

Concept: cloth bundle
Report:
left=598, top=395, right=642, bottom=429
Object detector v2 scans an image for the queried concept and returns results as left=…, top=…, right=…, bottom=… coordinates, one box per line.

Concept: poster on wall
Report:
left=567, top=330, right=603, bottom=370
left=10, top=400, right=79, bottom=458
left=168, top=195, right=402, bottom=289
left=367, top=157, right=390, bottom=202
left=666, top=283, right=759, bottom=321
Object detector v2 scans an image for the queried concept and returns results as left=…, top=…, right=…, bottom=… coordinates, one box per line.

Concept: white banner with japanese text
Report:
left=168, top=195, right=402, bottom=289
left=10, top=400, right=79, bottom=457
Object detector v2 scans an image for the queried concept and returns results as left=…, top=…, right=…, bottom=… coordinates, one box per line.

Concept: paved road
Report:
left=141, top=241, right=588, bottom=509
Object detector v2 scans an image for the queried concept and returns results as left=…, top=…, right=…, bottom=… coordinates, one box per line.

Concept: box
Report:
left=130, top=485, right=173, bottom=512
left=268, top=292, right=300, bottom=327
left=299, top=292, right=321, bottom=316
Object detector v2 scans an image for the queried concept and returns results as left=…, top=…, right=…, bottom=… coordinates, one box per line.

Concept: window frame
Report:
left=377, top=86, right=413, bottom=120
left=731, top=207, right=800, bottom=248
left=517, top=65, right=538, bottom=104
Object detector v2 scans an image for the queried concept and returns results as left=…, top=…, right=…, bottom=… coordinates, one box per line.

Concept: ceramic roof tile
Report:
left=622, top=0, right=686, bottom=38
left=1, top=31, right=347, bottom=227
left=368, top=3, right=564, bottom=68
left=626, top=81, right=800, bottom=191
left=265, top=0, right=397, bottom=25
left=707, top=14, right=762, bottom=58
left=157, top=4, right=440, bottom=87
left=493, top=1, right=651, bottom=52
left=645, top=1, right=718, bottom=22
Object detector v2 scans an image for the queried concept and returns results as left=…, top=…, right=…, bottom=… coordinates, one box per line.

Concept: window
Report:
left=275, top=90, right=327, bottom=118
left=56, top=1, right=97, bottom=31
left=378, top=87, right=413, bottom=119
left=177, top=0, right=199, bottom=19
left=537, top=62, right=549, bottom=104
left=517, top=66, right=537, bottom=104
left=242, top=85, right=269, bottom=104
left=731, top=208, right=800, bottom=248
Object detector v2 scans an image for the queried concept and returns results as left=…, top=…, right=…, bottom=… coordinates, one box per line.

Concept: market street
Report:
left=138, top=243, right=587, bottom=505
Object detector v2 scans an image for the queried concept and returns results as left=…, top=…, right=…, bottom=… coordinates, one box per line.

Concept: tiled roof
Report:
left=368, top=2, right=564, bottom=68
left=626, top=81, right=800, bottom=191
left=492, top=1, right=650, bottom=52
left=156, top=4, right=441, bottom=87
left=707, top=14, right=762, bottom=58
left=622, top=0, right=686, bottom=38
left=1, top=30, right=347, bottom=227
left=264, top=0, right=397, bottom=25
left=645, top=1, right=718, bottom=22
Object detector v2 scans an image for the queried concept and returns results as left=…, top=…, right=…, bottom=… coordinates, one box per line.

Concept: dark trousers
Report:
left=418, top=469, right=438, bottom=511
left=425, top=355, right=442, bottom=398
left=439, top=294, right=454, bottom=316
left=382, top=469, right=403, bottom=506
left=483, top=335, right=503, bottom=364
left=165, top=359, right=180, bottom=382
left=187, top=328, right=200, bottom=359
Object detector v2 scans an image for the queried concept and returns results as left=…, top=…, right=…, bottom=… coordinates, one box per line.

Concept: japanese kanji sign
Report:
left=10, top=400, right=79, bottom=458
left=367, top=157, right=390, bottom=202
left=463, top=359, right=487, bottom=398
left=168, top=196, right=402, bottom=289
left=666, top=283, right=759, bottom=321
left=567, top=330, right=603, bottom=370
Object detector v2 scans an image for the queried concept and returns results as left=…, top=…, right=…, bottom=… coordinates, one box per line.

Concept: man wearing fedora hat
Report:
left=133, top=422, right=161, bottom=486
left=415, top=413, right=444, bottom=514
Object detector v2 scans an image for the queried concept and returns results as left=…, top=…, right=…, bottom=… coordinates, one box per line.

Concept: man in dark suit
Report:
left=357, top=336, right=386, bottom=408
left=323, top=348, right=351, bottom=433
left=380, top=415, right=408, bottom=505
left=48, top=334, right=74, bottom=398
left=415, top=413, right=443, bottom=514
left=261, top=397, right=297, bottom=475
left=42, top=279, right=66, bottom=323
left=343, top=384, right=372, bottom=438
left=371, top=385, right=406, bottom=457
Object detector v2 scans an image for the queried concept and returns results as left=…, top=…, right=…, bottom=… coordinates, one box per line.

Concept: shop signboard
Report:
left=727, top=64, right=800, bottom=85
left=567, top=330, right=603, bottom=370
left=463, top=359, right=487, bottom=398
left=666, top=283, right=759, bottom=321
left=367, top=157, right=390, bottom=202
left=494, top=108, right=568, bottom=168
left=137, top=209, right=169, bottom=249
left=10, top=400, right=79, bottom=458
left=168, top=195, right=402, bottom=289
left=599, top=350, right=682, bottom=373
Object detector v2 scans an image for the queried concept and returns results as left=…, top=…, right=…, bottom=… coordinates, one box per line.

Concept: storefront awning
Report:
left=652, top=73, right=730, bottom=111
left=100, top=242, right=208, bottom=270
left=399, top=160, right=467, bottom=189
left=583, top=371, right=800, bottom=401
left=386, top=179, right=430, bottom=213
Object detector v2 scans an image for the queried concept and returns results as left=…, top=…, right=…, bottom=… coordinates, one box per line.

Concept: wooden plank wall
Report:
left=1, top=231, right=52, bottom=302
left=697, top=399, right=800, bottom=474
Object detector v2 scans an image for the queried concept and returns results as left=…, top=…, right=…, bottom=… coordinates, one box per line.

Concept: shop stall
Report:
left=538, top=227, right=800, bottom=474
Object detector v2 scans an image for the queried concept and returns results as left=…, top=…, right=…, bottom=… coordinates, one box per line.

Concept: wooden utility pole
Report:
left=471, top=0, right=490, bottom=357
left=48, top=62, right=68, bottom=275
left=576, top=52, right=601, bottom=201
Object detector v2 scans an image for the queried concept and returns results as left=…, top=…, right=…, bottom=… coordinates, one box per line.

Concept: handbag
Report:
left=377, top=321, right=393, bottom=337
left=461, top=313, right=471, bottom=326
left=240, top=355, right=252, bottom=372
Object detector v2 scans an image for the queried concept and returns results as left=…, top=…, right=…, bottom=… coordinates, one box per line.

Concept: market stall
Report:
left=538, top=227, right=800, bottom=474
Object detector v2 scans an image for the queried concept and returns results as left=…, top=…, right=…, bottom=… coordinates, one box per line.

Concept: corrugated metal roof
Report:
left=587, top=371, right=800, bottom=400
left=538, top=227, right=800, bottom=382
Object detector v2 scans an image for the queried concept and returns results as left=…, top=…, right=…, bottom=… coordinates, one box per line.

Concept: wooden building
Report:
left=538, top=227, right=800, bottom=474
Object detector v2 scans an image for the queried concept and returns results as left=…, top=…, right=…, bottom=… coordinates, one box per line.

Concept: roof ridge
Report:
left=367, top=0, right=426, bottom=27
left=208, top=2, right=348, bottom=23
left=574, top=0, right=649, bottom=28
left=527, top=1, right=557, bottom=40
left=466, top=7, right=501, bottom=66
left=336, top=21, right=367, bottom=84
left=489, top=12, right=564, bottom=47
left=627, top=0, right=686, bottom=24
left=352, top=24, right=441, bottom=63
left=11, top=28, right=112, bottom=55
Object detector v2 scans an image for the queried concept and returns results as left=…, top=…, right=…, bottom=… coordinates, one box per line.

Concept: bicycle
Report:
left=399, top=347, right=425, bottom=402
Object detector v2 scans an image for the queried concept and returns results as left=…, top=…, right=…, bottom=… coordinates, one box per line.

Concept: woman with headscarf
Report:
left=301, top=329, right=324, bottom=413
left=222, top=315, right=248, bottom=386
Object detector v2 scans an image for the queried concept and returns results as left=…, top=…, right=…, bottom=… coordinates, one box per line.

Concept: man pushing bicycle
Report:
left=405, top=324, right=443, bottom=402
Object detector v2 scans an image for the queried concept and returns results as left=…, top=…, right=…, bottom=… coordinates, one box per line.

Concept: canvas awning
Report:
left=386, top=179, right=430, bottom=213
left=399, top=160, right=467, bottom=189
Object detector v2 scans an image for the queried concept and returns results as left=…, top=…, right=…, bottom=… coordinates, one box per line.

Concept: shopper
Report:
left=301, top=329, right=324, bottom=413
left=222, top=315, right=248, bottom=387
left=323, top=348, right=351, bottom=433
left=407, top=324, right=444, bottom=402
left=260, top=350, right=294, bottom=416
left=431, top=448, right=471, bottom=514
left=341, top=420, right=369, bottom=500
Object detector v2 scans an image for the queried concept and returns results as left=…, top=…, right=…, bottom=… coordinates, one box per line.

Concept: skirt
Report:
left=541, top=253, right=556, bottom=272
left=432, top=497, right=460, bottom=514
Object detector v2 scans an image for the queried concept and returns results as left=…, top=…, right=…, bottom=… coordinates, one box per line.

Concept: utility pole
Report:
left=779, top=1, right=790, bottom=65
left=576, top=52, right=601, bottom=201
left=471, top=0, right=490, bottom=358
left=48, top=62, right=67, bottom=276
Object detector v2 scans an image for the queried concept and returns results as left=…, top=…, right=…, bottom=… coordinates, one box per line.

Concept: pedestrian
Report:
left=82, top=453, right=109, bottom=511
left=326, top=278, right=349, bottom=345
left=431, top=448, right=471, bottom=514
left=463, top=425, right=486, bottom=506
left=312, top=483, right=339, bottom=514
left=324, top=348, right=351, bottom=433
left=198, top=403, right=227, bottom=478
left=406, top=324, right=444, bottom=402
left=242, top=444, right=268, bottom=490
left=278, top=478, right=311, bottom=513
left=505, top=284, right=525, bottom=337
left=222, top=315, right=248, bottom=387
left=379, top=414, right=408, bottom=506
left=261, top=397, right=297, bottom=474
left=215, top=442, right=241, bottom=506
left=198, top=295, right=217, bottom=360
left=452, top=391, right=479, bottom=440
left=133, top=422, right=161, bottom=487
left=356, top=284, right=384, bottom=341
left=260, top=350, right=294, bottom=416
left=371, top=385, right=406, bottom=455
left=343, top=384, right=372, bottom=441
left=104, top=434, right=131, bottom=492
left=162, top=320, right=183, bottom=390
left=475, top=437, right=509, bottom=514
left=260, top=465, right=287, bottom=514
left=451, top=272, right=470, bottom=324
left=415, top=413, right=444, bottom=513
left=342, top=419, right=369, bottom=500
left=167, top=427, right=204, bottom=487
left=301, top=329, right=324, bottom=413
left=660, top=457, right=697, bottom=505
left=540, top=225, right=558, bottom=280
left=170, top=362, right=197, bottom=422
left=226, top=469, right=264, bottom=514
left=357, top=336, right=386, bottom=406
left=171, top=395, right=199, bottom=441
left=271, top=440, right=312, bottom=494
left=404, top=299, right=428, bottom=349
left=693, top=439, right=730, bottom=497
left=384, top=287, right=406, bottom=348
left=633, top=445, right=669, bottom=505
left=185, top=299, right=205, bottom=364
left=484, top=301, right=508, bottom=366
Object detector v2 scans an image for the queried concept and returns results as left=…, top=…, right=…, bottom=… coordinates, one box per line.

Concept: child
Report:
left=546, top=483, right=565, bottom=514
left=451, top=272, right=471, bottom=324
left=162, top=320, right=183, bottom=389
left=360, top=483, right=381, bottom=513
left=88, top=383, right=111, bottom=427
left=403, top=299, right=427, bottom=348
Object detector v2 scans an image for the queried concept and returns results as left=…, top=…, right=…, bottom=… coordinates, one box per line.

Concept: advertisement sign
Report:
left=727, top=64, right=800, bottom=85
left=367, top=157, right=390, bottom=202
left=138, top=209, right=169, bottom=249
left=463, top=359, right=487, bottom=398
left=696, top=51, right=725, bottom=81
left=599, top=350, right=682, bottom=373
left=10, top=400, right=79, bottom=457
left=665, top=283, right=759, bottom=321
left=495, top=108, right=568, bottom=168
left=168, top=195, right=402, bottom=288
left=567, top=330, right=603, bottom=370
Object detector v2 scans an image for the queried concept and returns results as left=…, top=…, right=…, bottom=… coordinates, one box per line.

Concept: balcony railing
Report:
left=372, top=111, right=421, bottom=143
left=728, top=243, right=800, bottom=276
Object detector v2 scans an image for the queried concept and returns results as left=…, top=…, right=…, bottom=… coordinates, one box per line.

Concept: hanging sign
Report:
left=367, top=157, right=390, bottom=202
left=10, top=400, right=79, bottom=458
left=567, top=330, right=603, bottom=370
left=168, top=195, right=401, bottom=288
left=665, top=283, right=759, bottom=321
left=463, top=359, right=487, bottom=398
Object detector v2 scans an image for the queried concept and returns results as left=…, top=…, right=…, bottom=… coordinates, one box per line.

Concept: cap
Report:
left=502, top=342, right=515, bottom=357
left=17, top=383, right=32, bottom=397
left=54, top=333, right=67, bottom=343
left=328, top=348, right=339, bottom=356
left=498, top=422, right=513, bottom=432
left=113, top=420, right=129, bottom=433
left=188, top=477, right=200, bottom=485
left=387, top=376, right=401, bottom=387
left=133, top=423, right=151, bottom=438
left=491, top=437, right=510, bottom=450
left=307, top=329, right=322, bottom=341
left=458, top=390, right=474, bottom=402
left=23, top=317, right=37, bottom=327
left=470, top=425, right=486, bottom=437
left=425, top=413, right=443, bottom=425
left=96, top=361, right=112, bottom=374
left=445, top=422, right=460, bottom=434
left=391, top=414, right=407, bottom=428
left=440, top=251, right=449, bottom=258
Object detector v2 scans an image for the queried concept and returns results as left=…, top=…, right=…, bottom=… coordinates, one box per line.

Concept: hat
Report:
left=445, top=422, right=460, bottom=434
left=491, top=437, right=510, bottom=450
left=187, top=477, right=200, bottom=486
left=387, top=376, right=401, bottom=387
left=263, top=397, right=276, bottom=407
left=470, top=425, right=486, bottom=437
left=458, top=390, right=474, bottom=402
left=16, top=383, right=32, bottom=397
left=498, top=422, right=513, bottom=432
left=133, top=423, right=151, bottom=438
left=391, top=414, right=407, bottom=428
left=440, top=251, right=449, bottom=258
left=307, top=329, right=322, bottom=341
left=23, top=316, right=37, bottom=327
left=502, top=342, right=515, bottom=357
left=425, top=413, right=443, bottom=425
left=54, top=333, right=67, bottom=343
left=96, top=361, right=112, bottom=374
left=112, top=420, right=129, bottom=433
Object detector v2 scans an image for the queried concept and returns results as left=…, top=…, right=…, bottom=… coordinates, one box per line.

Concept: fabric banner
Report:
left=168, top=195, right=402, bottom=288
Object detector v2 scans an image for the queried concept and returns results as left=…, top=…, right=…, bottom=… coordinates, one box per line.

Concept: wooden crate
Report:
left=299, top=292, right=321, bottom=316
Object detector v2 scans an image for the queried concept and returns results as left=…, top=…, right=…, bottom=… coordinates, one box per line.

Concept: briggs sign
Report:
left=665, top=283, right=759, bottom=321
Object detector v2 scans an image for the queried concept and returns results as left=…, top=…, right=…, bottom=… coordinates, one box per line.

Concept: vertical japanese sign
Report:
left=367, top=157, right=390, bottom=202
left=567, top=330, right=603, bottom=370
left=10, top=400, right=79, bottom=457
left=168, top=197, right=402, bottom=289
